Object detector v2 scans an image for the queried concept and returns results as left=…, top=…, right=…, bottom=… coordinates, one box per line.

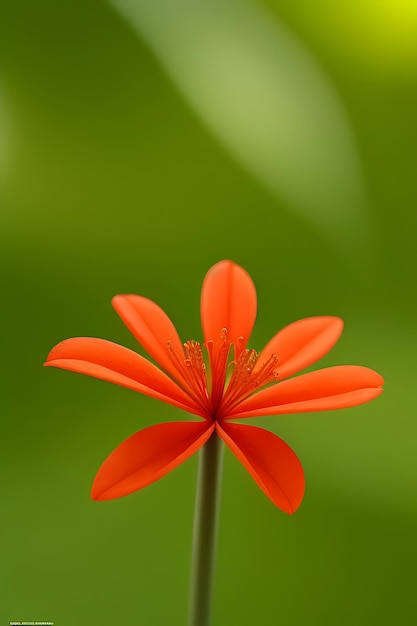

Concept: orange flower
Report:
left=45, top=261, right=383, bottom=513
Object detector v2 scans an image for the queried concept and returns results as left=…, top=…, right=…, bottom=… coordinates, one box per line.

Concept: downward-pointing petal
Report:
left=228, top=365, right=384, bottom=418
left=201, top=260, right=257, bottom=353
left=256, top=316, right=344, bottom=381
left=216, top=422, right=304, bottom=513
left=45, top=337, right=204, bottom=416
left=92, top=421, right=215, bottom=500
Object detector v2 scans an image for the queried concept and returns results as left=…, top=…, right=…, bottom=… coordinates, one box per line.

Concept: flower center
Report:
left=167, top=329, right=278, bottom=419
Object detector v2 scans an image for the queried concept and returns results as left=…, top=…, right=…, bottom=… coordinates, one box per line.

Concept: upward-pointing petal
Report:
left=256, top=316, right=344, bottom=381
left=201, top=260, right=257, bottom=354
left=112, top=295, right=188, bottom=386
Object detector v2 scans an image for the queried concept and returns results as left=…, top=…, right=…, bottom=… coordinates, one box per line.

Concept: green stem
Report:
left=188, top=433, right=224, bottom=626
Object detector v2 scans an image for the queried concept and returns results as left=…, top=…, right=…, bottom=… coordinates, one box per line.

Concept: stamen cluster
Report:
left=168, top=328, right=279, bottom=420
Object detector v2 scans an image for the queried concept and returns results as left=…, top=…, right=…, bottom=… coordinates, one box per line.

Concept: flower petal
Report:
left=201, top=260, right=257, bottom=353
left=216, top=422, right=304, bottom=513
left=92, top=421, right=215, bottom=500
left=112, top=294, right=188, bottom=385
left=227, top=365, right=384, bottom=418
left=256, top=316, right=344, bottom=381
left=44, top=337, right=205, bottom=416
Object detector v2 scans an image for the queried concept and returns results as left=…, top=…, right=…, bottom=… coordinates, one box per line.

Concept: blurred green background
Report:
left=1, top=1, right=416, bottom=624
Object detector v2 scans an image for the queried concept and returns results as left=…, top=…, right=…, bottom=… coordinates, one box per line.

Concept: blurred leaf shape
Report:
left=110, top=0, right=369, bottom=243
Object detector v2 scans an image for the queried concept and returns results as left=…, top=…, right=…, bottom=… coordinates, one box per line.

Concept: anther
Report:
left=166, top=339, right=209, bottom=409
left=221, top=351, right=279, bottom=413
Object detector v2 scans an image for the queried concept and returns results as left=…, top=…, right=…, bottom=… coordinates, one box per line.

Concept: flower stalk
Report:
left=188, top=433, right=224, bottom=626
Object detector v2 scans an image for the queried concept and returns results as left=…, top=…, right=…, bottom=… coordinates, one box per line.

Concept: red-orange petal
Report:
left=112, top=295, right=189, bottom=386
left=201, top=260, right=257, bottom=353
left=92, top=421, right=215, bottom=500
left=44, top=337, right=205, bottom=417
left=216, top=422, right=304, bottom=513
left=256, top=316, right=344, bottom=382
left=227, top=365, right=384, bottom=418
